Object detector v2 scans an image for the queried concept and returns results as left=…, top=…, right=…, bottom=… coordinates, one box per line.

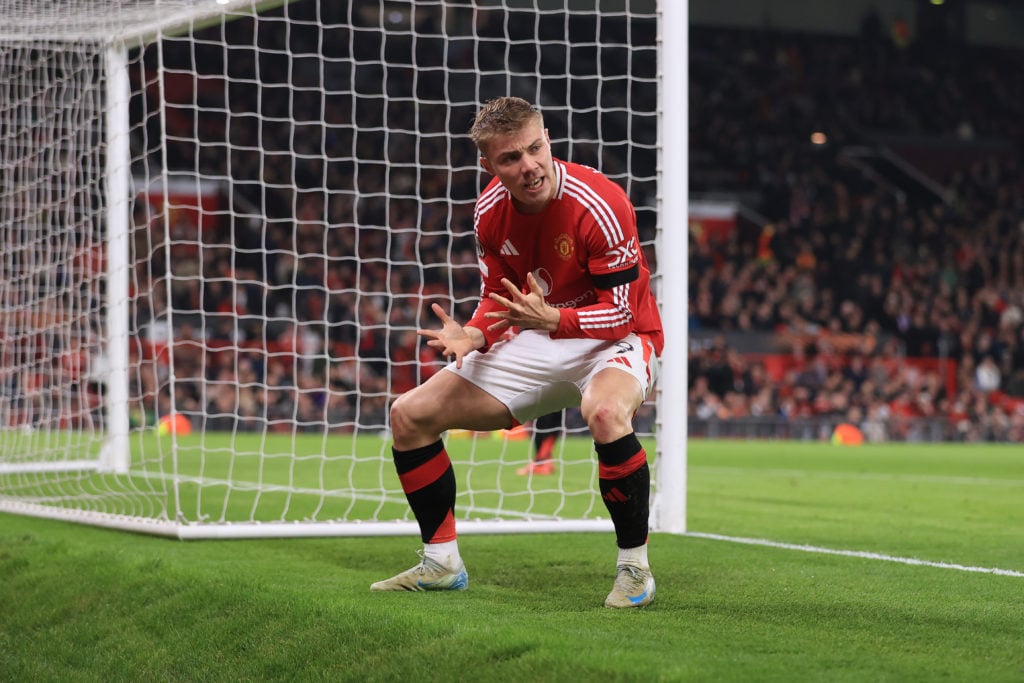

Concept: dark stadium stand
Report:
left=124, top=6, right=1024, bottom=442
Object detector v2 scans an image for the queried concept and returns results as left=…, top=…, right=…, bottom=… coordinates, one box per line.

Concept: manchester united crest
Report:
left=555, top=233, right=574, bottom=260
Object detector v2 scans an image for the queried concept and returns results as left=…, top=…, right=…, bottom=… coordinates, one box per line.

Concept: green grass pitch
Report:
left=1, top=437, right=1022, bottom=681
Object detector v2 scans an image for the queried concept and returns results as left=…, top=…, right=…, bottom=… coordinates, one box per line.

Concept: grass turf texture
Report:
left=1, top=439, right=1022, bottom=681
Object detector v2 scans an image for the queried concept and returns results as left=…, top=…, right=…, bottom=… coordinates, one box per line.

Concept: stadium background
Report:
left=2, top=4, right=1023, bottom=679
left=111, top=0, right=1024, bottom=444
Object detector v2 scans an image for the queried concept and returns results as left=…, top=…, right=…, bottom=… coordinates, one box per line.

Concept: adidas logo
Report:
left=500, top=239, right=519, bottom=256
left=602, top=487, right=629, bottom=503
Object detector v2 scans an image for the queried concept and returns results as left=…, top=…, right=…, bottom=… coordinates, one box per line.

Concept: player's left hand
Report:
left=484, top=272, right=560, bottom=332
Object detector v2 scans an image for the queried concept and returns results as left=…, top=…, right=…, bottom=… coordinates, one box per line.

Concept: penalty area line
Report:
left=685, top=531, right=1024, bottom=578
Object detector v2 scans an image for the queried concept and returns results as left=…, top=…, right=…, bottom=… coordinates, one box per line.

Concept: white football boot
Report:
left=370, top=552, right=469, bottom=592
left=604, top=564, right=655, bottom=608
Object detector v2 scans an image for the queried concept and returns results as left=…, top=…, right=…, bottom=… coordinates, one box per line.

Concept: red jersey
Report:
left=467, top=158, right=664, bottom=355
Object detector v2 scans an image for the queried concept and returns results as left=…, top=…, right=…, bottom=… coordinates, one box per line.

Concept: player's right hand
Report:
left=417, top=303, right=483, bottom=368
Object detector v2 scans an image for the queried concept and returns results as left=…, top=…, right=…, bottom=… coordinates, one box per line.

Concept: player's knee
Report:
left=582, top=400, right=632, bottom=443
left=389, top=393, right=420, bottom=441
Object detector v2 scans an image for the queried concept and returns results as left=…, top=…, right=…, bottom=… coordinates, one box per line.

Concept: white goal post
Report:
left=0, top=0, right=687, bottom=539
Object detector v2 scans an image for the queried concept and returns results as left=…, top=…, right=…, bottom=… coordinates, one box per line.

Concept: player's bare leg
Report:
left=391, top=370, right=513, bottom=451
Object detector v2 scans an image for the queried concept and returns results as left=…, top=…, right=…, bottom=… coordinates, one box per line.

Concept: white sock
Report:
left=423, top=540, right=462, bottom=570
left=617, top=544, right=649, bottom=570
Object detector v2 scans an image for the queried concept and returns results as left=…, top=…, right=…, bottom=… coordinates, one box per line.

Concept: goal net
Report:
left=0, top=0, right=685, bottom=538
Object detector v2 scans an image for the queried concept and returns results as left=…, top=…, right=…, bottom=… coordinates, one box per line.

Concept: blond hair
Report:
left=469, top=97, right=543, bottom=152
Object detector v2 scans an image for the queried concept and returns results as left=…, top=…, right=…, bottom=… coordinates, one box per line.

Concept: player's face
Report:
left=480, top=121, right=556, bottom=214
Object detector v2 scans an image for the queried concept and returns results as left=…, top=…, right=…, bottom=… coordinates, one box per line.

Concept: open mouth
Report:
left=526, top=177, right=544, bottom=191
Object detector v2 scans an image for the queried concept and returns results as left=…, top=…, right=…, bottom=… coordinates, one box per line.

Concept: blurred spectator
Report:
left=99, top=13, right=1024, bottom=443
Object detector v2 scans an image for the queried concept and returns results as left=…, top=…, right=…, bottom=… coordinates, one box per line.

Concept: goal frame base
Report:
left=0, top=500, right=615, bottom=540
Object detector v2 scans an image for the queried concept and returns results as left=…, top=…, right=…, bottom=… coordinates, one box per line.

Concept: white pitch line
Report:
left=692, top=465, right=1024, bottom=488
left=686, top=531, right=1024, bottom=578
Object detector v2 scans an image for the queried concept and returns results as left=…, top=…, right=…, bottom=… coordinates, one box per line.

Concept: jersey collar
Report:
left=552, top=158, right=566, bottom=200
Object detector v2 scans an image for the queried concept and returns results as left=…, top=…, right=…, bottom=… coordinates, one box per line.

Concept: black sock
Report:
left=595, top=433, right=650, bottom=549
left=393, top=440, right=457, bottom=543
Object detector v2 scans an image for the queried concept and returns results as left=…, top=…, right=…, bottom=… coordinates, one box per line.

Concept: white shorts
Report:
left=443, top=329, right=659, bottom=424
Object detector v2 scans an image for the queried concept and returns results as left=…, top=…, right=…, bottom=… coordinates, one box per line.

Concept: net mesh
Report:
left=0, top=0, right=261, bottom=41
left=0, top=43, right=109, bottom=468
left=0, top=0, right=660, bottom=535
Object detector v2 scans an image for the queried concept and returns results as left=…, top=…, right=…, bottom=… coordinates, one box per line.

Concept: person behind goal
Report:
left=517, top=410, right=564, bottom=476
left=372, top=96, right=663, bottom=609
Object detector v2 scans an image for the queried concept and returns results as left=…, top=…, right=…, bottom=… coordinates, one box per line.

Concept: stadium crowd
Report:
left=124, top=9, right=1024, bottom=442
left=687, top=23, right=1024, bottom=441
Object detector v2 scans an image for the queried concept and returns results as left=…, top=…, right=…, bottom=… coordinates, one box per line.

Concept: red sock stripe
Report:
left=599, top=449, right=647, bottom=480
left=398, top=450, right=452, bottom=494
left=429, top=509, right=457, bottom=543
